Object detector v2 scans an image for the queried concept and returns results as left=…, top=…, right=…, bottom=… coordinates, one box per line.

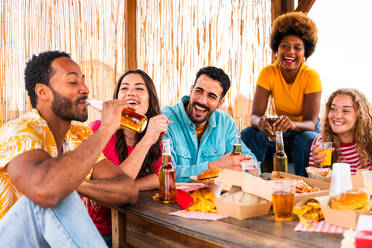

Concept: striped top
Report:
left=309, top=136, right=372, bottom=175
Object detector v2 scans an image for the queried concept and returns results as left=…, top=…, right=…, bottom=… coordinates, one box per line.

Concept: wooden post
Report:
left=296, top=0, right=316, bottom=13
left=124, top=0, right=137, bottom=71
left=112, top=208, right=127, bottom=248
left=270, top=0, right=295, bottom=63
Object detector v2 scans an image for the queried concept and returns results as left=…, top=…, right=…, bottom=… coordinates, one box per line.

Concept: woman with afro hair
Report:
left=241, top=12, right=321, bottom=176
left=309, top=88, right=372, bottom=174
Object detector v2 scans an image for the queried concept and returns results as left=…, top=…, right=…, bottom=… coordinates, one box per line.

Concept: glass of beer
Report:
left=271, top=180, right=296, bottom=221
left=318, top=142, right=333, bottom=167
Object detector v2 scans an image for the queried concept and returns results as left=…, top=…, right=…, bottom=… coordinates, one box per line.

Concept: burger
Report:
left=331, top=188, right=371, bottom=213
left=197, top=168, right=223, bottom=182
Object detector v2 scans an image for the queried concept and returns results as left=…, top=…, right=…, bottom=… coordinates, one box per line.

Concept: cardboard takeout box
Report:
left=317, top=172, right=370, bottom=230
left=213, top=169, right=271, bottom=220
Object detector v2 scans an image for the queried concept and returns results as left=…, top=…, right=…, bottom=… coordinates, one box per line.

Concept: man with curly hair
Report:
left=241, top=12, right=321, bottom=176
left=0, top=50, right=138, bottom=247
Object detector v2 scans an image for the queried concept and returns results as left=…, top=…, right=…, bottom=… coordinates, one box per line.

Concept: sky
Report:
left=307, top=0, right=372, bottom=104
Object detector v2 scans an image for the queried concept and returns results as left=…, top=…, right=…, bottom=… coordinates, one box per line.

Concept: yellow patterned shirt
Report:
left=0, top=109, right=97, bottom=218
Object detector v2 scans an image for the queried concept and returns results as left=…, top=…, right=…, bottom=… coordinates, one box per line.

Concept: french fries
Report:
left=293, top=199, right=323, bottom=228
left=187, top=188, right=217, bottom=213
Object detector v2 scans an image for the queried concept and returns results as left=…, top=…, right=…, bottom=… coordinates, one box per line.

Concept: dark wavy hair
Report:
left=194, top=66, right=231, bottom=98
left=24, top=51, right=70, bottom=108
left=322, top=88, right=372, bottom=167
left=270, top=12, right=318, bottom=58
left=113, top=70, right=161, bottom=177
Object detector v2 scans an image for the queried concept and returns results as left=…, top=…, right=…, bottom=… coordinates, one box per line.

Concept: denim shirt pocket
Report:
left=174, top=147, right=192, bottom=164
left=202, top=145, right=225, bottom=161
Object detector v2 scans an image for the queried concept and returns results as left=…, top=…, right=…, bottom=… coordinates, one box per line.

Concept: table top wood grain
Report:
left=113, top=190, right=343, bottom=248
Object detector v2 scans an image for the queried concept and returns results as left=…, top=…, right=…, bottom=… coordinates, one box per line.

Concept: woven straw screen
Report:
left=0, top=0, right=271, bottom=130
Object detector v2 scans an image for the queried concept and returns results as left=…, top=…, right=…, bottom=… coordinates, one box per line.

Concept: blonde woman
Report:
left=309, top=88, right=372, bottom=174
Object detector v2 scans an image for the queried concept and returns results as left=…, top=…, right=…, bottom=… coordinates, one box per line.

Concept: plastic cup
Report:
left=329, top=163, right=352, bottom=197
left=362, top=171, right=372, bottom=195
left=241, top=160, right=261, bottom=177
left=318, top=142, right=333, bottom=167
left=271, top=180, right=296, bottom=221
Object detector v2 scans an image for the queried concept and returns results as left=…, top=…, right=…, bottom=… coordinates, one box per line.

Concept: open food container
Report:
left=213, top=169, right=271, bottom=220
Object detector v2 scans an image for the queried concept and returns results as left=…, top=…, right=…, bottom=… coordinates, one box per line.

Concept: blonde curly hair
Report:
left=270, top=11, right=318, bottom=58
left=322, top=88, right=372, bottom=167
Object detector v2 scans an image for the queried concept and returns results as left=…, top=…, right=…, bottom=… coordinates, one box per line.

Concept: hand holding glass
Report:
left=241, top=160, right=261, bottom=177
left=317, top=142, right=333, bottom=167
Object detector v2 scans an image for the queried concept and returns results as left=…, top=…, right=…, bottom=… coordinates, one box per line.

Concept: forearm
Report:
left=78, top=175, right=138, bottom=206
left=292, top=120, right=317, bottom=132
left=175, top=162, right=209, bottom=182
left=118, top=139, right=153, bottom=179
left=135, top=173, right=158, bottom=191
left=249, top=114, right=261, bottom=128
left=40, top=126, right=116, bottom=199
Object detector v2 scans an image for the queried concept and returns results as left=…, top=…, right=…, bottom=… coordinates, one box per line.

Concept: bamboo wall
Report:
left=0, top=0, right=271, bottom=130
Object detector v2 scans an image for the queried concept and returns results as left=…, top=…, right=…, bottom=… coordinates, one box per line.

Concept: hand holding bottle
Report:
left=273, top=115, right=296, bottom=133
left=99, top=99, right=132, bottom=133
left=261, top=97, right=278, bottom=140
left=87, top=98, right=148, bottom=133
left=142, top=114, right=170, bottom=146
left=257, top=116, right=277, bottom=135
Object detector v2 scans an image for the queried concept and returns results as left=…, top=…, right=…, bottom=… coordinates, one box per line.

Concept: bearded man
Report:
left=0, top=51, right=138, bottom=247
left=162, top=66, right=257, bottom=182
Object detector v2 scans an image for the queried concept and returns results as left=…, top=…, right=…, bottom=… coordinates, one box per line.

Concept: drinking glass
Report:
left=362, top=170, right=372, bottom=195
left=271, top=180, right=296, bottom=221
left=318, top=142, right=333, bottom=167
left=241, top=160, right=261, bottom=177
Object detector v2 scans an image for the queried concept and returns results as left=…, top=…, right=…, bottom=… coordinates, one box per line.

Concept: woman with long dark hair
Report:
left=86, top=69, right=169, bottom=246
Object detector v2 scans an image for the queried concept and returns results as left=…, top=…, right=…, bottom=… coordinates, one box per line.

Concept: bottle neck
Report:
left=276, top=133, right=285, bottom=152
left=162, top=153, right=172, bottom=164
left=268, top=98, right=277, bottom=116
left=86, top=98, right=103, bottom=111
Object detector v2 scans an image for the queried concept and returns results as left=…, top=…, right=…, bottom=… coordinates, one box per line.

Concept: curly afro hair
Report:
left=24, top=50, right=70, bottom=108
left=270, top=12, right=318, bottom=58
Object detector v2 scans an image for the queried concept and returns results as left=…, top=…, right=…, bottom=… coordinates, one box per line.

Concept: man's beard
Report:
left=187, top=101, right=212, bottom=125
left=50, top=88, right=88, bottom=122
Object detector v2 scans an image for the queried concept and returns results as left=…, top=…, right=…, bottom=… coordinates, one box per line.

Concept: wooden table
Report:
left=111, top=190, right=342, bottom=248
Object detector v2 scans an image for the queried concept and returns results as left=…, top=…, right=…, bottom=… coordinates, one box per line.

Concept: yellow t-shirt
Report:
left=0, top=109, right=99, bottom=218
left=257, top=62, right=322, bottom=121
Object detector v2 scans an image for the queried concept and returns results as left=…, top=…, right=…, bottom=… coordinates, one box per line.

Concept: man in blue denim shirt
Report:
left=162, top=66, right=256, bottom=182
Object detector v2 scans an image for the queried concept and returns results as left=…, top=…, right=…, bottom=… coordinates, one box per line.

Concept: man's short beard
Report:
left=50, top=87, right=88, bottom=122
left=187, top=102, right=212, bottom=125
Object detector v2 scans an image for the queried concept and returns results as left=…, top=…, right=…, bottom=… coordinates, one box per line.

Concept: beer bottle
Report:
left=158, top=139, right=177, bottom=203
left=266, top=97, right=278, bottom=141
left=273, top=131, right=288, bottom=172
left=232, top=132, right=242, bottom=155
left=86, top=98, right=148, bottom=133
